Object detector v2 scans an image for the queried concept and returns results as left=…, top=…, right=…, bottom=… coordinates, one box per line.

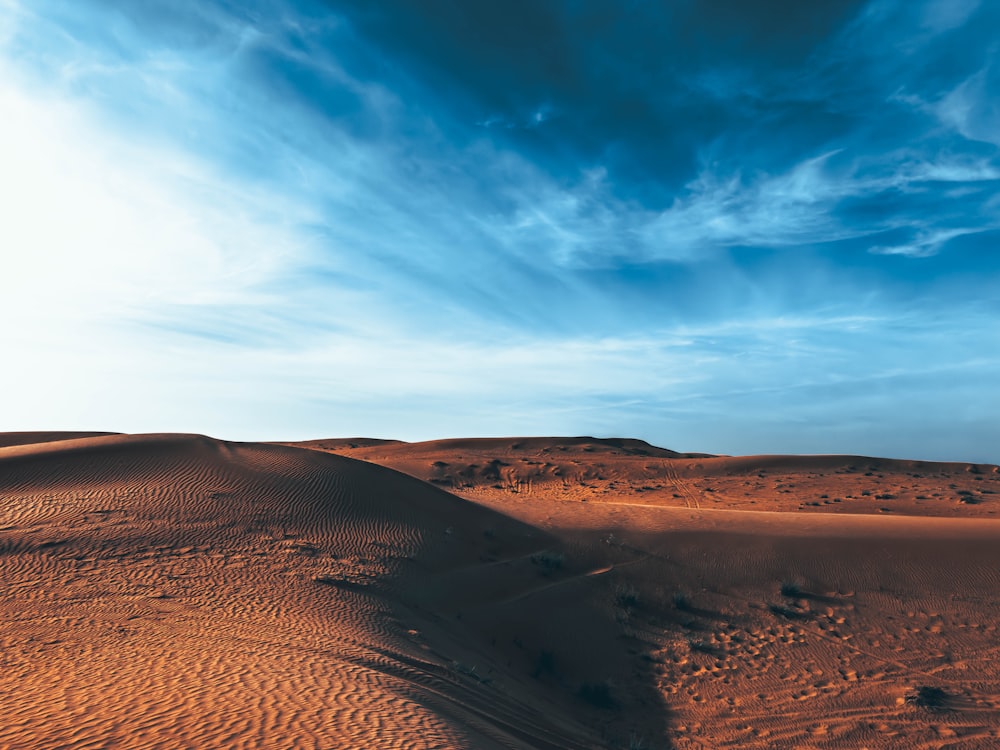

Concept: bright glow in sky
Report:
left=1, top=0, right=998, bottom=461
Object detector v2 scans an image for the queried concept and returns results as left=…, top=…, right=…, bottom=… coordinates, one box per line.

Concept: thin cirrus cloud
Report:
left=0, top=0, right=998, bottom=461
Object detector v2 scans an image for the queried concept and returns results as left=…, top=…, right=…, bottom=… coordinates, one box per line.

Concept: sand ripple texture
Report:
left=0, top=433, right=612, bottom=749
left=9, top=433, right=1000, bottom=748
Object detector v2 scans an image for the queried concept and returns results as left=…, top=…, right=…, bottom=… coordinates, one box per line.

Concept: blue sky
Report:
left=1, top=0, right=998, bottom=461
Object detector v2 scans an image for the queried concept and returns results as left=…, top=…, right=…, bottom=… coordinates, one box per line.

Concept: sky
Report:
left=1, top=0, right=998, bottom=461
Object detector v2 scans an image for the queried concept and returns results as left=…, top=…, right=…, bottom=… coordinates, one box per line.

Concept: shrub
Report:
left=530, top=550, right=564, bottom=571
left=769, top=603, right=808, bottom=620
left=780, top=581, right=802, bottom=597
left=615, top=583, right=640, bottom=609
left=905, top=685, right=953, bottom=712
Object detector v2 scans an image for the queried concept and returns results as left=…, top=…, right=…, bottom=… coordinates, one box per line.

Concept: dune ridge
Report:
left=0, top=431, right=119, bottom=449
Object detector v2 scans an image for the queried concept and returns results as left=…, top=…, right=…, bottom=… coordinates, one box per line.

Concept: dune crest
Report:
left=0, top=431, right=120, bottom=449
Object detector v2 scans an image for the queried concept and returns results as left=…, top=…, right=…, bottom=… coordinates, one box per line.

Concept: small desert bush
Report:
left=614, top=583, right=640, bottom=609
left=769, top=603, right=808, bottom=620
left=530, top=549, right=564, bottom=571
left=905, top=685, right=953, bottom=712
left=780, top=581, right=802, bottom=597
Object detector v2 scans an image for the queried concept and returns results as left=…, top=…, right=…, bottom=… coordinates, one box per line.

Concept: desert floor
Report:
left=2, top=433, right=999, bottom=749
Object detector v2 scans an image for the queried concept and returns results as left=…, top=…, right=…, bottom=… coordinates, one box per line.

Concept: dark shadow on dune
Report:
left=379, top=516, right=677, bottom=748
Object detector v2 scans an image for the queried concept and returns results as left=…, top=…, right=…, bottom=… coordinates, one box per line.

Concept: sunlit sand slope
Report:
left=0, top=434, right=653, bottom=749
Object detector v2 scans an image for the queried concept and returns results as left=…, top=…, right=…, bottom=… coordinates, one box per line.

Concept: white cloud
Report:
left=639, top=151, right=862, bottom=256
left=896, top=155, right=1000, bottom=183
left=934, top=67, right=1000, bottom=146
left=0, top=79, right=312, bottom=321
left=869, top=228, right=981, bottom=257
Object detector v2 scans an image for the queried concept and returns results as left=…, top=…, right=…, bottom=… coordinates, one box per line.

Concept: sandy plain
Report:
left=2, top=432, right=999, bottom=748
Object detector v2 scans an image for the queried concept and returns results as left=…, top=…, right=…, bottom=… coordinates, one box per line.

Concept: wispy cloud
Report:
left=935, top=67, right=1000, bottom=146
left=869, top=228, right=985, bottom=257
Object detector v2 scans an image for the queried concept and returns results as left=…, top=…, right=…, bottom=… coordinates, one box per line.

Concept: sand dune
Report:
left=292, top=436, right=999, bottom=519
left=0, top=433, right=656, bottom=748
left=3, top=433, right=1000, bottom=748
left=0, top=431, right=119, bottom=449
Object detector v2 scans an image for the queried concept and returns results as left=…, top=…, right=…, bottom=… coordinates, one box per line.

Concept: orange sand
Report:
left=3, top=433, right=1000, bottom=748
